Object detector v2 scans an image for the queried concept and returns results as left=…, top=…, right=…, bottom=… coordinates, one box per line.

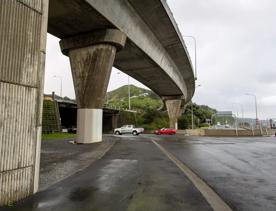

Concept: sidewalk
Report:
left=39, top=134, right=118, bottom=190
left=1, top=136, right=213, bottom=211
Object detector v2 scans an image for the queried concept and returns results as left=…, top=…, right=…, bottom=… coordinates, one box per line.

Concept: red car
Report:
left=154, top=128, right=176, bottom=135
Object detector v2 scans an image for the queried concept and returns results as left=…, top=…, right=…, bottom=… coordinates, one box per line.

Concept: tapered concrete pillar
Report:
left=165, top=99, right=182, bottom=129
left=0, top=0, right=48, bottom=205
left=60, top=29, right=126, bottom=144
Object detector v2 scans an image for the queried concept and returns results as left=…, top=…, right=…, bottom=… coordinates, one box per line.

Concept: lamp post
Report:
left=232, top=103, right=239, bottom=118
left=245, top=93, right=258, bottom=127
left=183, top=35, right=197, bottom=80
left=232, top=103, right=244, bottom=128
left=117, top=72, right=131, bottom=110
left=191, top=84, right=201, bottom=129
left=53, top=75, right=62, bottom=97
left=211, top=113, right=216, bottom=127
left=233, top=114, right=238, bottom=136
left=191, top=101, right=194, bottom=129
left=183, top=35, right=199, bottom=128
left=128, top=75, right=131, bottom=110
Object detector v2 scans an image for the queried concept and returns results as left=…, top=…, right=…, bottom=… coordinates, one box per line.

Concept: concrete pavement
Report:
left=154, top=135, right=276, bottom=211
left=39, top=135, right=118, bottom=191
left=1, top=135, right=212, bottom=211
left=2, top=134, right=276, bottom=210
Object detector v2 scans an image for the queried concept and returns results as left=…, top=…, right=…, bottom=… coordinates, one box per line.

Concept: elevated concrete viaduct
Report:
left=0, top=0, right=195, bottom=205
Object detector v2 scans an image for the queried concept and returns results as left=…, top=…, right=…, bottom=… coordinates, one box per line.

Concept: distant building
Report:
left=269, top=119, right=276, bottom=129
left=212, top=111, right=235, bottom=127
left=139, top=93, right=149, bottom=97
left=213, top=110, right=271, bottom=129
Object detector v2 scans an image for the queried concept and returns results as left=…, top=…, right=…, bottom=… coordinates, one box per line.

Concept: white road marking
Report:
left=152, top=140, right=233, bottom=211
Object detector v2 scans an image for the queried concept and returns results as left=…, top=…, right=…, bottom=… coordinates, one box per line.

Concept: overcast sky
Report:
left=44, top=0, right=276, bottom=119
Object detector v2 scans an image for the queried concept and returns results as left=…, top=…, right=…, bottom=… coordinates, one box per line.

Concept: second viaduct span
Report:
left=0, top=0, right=195, bottom=205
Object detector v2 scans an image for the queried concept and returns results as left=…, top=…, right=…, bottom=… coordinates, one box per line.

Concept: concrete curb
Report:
left=152, top=140, right=233, bottom=211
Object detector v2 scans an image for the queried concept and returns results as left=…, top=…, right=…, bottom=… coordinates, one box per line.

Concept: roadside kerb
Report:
left=152, top=140, right=233, bottom=211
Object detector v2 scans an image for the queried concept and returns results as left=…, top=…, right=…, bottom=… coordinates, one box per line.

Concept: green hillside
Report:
left=106, top=85, right=217, bottom=130
left=179, top=103, right=216, bottom=129
left=108, top=85, right=159, bottom=100
left=106, top=85, right=162, bottom=111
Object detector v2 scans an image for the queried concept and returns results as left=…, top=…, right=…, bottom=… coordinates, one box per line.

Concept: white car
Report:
left=114, top=125, right=144, bottom=136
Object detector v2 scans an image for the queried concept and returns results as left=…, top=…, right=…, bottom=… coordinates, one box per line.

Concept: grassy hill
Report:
left=106, top=85, right=217, bottom=130
left=106, top=85, right=162, bottom=111
left=107, top=85, right=157, bottom=100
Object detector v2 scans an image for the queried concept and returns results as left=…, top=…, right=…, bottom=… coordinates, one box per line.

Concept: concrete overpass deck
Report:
left=48, top=0, right=195, bottom=101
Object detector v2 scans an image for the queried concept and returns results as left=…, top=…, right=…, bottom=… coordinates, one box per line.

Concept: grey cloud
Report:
left=167, top=0, right=276, bottom=118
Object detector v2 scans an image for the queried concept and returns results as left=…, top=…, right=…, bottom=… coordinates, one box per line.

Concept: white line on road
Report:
left=152, top=140, right=233, bottom=211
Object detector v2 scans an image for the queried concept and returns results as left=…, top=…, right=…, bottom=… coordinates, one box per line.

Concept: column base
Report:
left=165, top=99, right=182, bottom=130
left=77, top=109, right=103, bottom=144
left=169, top=118, right=177, bottom=129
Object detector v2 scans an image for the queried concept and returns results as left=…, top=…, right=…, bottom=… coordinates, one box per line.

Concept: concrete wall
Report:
left=204, top=129, right=262, bottom=137
left=179, top=129, right=266, bottom=137
left=42, top=100, right=61, bottom=133
left=0, top=0, right=48, bottom=205
left=179, top=129, right=206, bottom=136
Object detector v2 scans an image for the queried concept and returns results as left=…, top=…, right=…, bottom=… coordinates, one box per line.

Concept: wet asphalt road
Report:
left=2, top=135, right=212, bottom=211
left=2, top=134, right=276, bottom=211
left=154, top=135, right=276, bottom=211
left=39, top=135, right=117, bottom=191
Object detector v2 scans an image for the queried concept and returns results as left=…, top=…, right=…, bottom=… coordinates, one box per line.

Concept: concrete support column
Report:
left=77, top=109, right=103, bottom=143
left=60, top=29, right=126, bottom=144
left=112, top=114, right=119, bottom=130
left=0, top=0, right=48, bottom=205
left=165, top=99, right=182, bottom=129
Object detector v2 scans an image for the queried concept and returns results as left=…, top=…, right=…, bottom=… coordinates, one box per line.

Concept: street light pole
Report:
left=239, top=103, right=244, bottom=127
left=254, top=95, right=258, bottom=121
left=183, top=35, right=197, bottom=80
left=53, top=75, right=62, bottom=97
left=128, top=75, right=131, bottom=110
left=117, top=72, right=131, bottom=110
left=191, top=84, right=201, bottom=129
left=191, top=101, right=194, bottom=129
left=183, top=35, right=199, bottom=128
left=245, top=93, right=258, bottom=127
left=232, top=103, right=245, bottom=128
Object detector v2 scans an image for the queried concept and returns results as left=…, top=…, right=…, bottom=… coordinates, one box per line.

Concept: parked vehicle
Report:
left=154, top=128, right=176, bottom=135
left=68, top=127, right=77, bottom=134
left=114, top=125, right=144, bottom=135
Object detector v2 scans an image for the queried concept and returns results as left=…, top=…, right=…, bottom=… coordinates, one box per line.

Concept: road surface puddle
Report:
left=97, top=159, right=138, bottom=192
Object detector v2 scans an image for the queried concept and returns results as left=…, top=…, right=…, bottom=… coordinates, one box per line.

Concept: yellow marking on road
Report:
left=152, top=140, right=233, bottom=211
